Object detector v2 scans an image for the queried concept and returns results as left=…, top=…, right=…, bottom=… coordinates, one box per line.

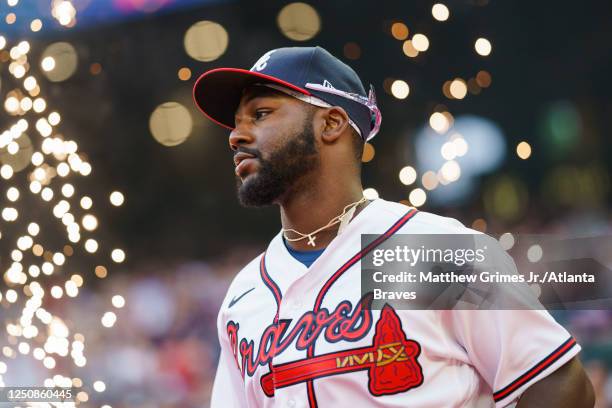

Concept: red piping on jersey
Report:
left=259, top=253, right=283, bottom=377
left=306, top=208, right=419, bottom=407
left=493, top=337, right=577, bottom=402
left=260, top=253, right=282, bottom=321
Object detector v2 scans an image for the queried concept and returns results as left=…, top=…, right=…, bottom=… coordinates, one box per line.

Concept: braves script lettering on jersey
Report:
left=211, top=199, right=580, bottom=407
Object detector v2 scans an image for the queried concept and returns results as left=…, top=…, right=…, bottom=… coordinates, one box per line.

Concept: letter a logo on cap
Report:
left=251, top=50, right=277, bottom=72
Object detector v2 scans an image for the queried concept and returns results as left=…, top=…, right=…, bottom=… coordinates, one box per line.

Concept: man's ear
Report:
left=320, top=106, right=351, bottom=144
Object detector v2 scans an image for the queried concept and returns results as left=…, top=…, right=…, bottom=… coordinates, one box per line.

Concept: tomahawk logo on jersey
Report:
left=211, top=199, right=580, bottom=408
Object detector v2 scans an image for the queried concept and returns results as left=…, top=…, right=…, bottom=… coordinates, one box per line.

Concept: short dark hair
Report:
left=351, top=127, right=364, bottom=162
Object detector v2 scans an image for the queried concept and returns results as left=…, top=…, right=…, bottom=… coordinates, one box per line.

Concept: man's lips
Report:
left=233, top=152, right=258, bottom=177
left=233, top=151, right=255, bottom=166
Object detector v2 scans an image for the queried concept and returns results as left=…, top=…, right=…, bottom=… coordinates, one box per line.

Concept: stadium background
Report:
left=0, top=0, right=610, bottom=406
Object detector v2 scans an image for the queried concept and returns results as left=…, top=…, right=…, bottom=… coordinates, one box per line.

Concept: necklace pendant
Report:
left=307, top=235, right=316, bottom=247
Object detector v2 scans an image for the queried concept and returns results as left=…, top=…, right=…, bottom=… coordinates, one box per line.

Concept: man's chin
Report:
left=236, top=176, right=282, bottom=208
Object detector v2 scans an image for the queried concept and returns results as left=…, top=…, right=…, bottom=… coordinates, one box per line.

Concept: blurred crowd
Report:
left=68, top=247, right=262, bottom=408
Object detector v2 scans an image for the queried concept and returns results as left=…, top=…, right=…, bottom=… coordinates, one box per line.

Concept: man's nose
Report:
left=228, top=126, right=254, bottom=151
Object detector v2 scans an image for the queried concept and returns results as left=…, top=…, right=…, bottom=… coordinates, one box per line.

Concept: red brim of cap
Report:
left=192, top=68, right=311, bottom=130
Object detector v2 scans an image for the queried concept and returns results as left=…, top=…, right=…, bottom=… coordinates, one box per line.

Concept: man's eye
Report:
left=254, top=110, right=271, bottom=120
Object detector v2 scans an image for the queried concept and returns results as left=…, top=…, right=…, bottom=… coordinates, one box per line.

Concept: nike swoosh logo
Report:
left=228, top=287, right=255, bottom=308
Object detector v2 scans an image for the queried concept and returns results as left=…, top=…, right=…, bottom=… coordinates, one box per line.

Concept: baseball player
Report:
left=193, top=47, right=593, bottom=407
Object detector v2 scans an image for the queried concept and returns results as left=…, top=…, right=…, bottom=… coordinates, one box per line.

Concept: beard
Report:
left=237, top=116, right=319, bottom=207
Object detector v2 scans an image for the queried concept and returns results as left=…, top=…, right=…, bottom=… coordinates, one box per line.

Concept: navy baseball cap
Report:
left=192, top=46, right=381, bottom=141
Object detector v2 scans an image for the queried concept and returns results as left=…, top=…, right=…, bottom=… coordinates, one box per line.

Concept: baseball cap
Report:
left=192, top=46, right=382, bottom=141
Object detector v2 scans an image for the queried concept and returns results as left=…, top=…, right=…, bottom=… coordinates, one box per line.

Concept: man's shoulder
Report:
left=375, top=199, right=473, bottom=234
left=218, top=252, right=265, bottom=311
left=230, top=251, right=265, bottom=287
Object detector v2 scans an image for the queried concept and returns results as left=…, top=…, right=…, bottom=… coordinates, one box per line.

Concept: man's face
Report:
left=230, top=86, right=320, bottom=207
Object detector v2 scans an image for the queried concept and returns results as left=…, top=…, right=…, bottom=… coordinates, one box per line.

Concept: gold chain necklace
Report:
left=282, top=196, right=367, bottom=247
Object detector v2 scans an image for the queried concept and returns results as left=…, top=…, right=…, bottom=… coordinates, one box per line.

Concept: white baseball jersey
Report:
left=211, top=198, right=580, bottom=408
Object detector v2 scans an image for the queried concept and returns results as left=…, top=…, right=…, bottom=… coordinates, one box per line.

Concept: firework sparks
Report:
left=0, top=2, right=123, bottom=406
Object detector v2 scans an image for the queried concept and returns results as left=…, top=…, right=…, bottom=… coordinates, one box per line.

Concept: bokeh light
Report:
left=402, top=40, right=419, bottom=58
left=467, top=78, right=481, bottom=95
left=52, top=0, right=77, bottom=26
left=85, top=238, right=99, bottom=253
left=112, top=295, right=125, bottom=308
left=409, top=188, right=427, bottom=207
left=422, top=171, right=439, bottom=190
left=391, top=22, right=409, bottom=40
left=111, top=249, right=126, bottom=263
left=476, top=70, right=492, bottom=87
left=41, top=42, right=78, bottom=82
left=415, top=115, right=506, bottom=204
left=429, top=112, right=451, bottom=134
left=412, top=34, right=430, bottom=52
left=30, top=19, right=43, bottom=32
left=361, top=142, right=375, bottom=163
left=110, top=191, right=124, bottom=206
left=516, top=141, right=532, bottom=159
left=390, top=80, right=410, bottom=99
left=449, top=79, right=468, bottom=99
left=399, top=166, right=417, bottom=185
left=90, top=62, right=102, bottom=75
left=432, top=4, right=450, bottom=21
left=149, top=102, right=193, bottom=146
left=184, top=21, right=229, bottom=62
left=6, top=13, right=16, bottom=25
left=178, top=67, right=191, bottom=81
left=95, top=265, right=108, bottom=278
left=1, top=133, right=33, bottom=172
left=82, top=214, right=98, bottom=231
left=499, top=232, right=515, bottom=250
left=93, top=380, right=106, bottom=392
left=471, top=218, right=487, bottom=232
left=440, top=160, right=461, bottom=182
left=363, top=188, right=379, bottom=200
left=527, top=244, right=543, bottom=263
left=277, top=2, right=321, bottom=41
left=475, top=37, right=492, bottom=56
left=101, top=312, right=117, bottom=328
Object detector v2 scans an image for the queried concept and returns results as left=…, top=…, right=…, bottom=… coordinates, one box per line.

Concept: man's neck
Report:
left=279, top=178, right=367, bottom=251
